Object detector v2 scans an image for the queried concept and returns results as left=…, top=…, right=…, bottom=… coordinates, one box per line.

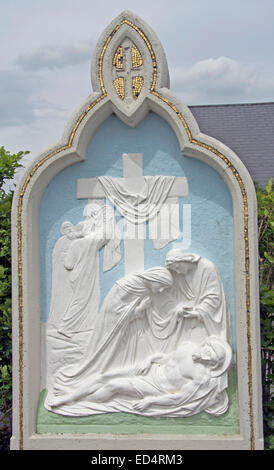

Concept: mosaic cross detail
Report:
left=113, top=39, right=144, bottom=101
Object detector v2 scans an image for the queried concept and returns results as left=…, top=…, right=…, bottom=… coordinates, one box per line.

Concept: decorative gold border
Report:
left=17, top=18, right=254, bottom=450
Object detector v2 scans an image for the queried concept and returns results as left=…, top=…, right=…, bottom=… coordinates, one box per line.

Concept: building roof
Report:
left=189, top=102, right=274, bottom=188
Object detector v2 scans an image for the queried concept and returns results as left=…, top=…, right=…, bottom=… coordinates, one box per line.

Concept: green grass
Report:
left=37, top=367, right=239, bottom=436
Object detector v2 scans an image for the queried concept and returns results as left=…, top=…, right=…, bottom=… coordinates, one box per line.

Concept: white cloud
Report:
left=170, top=57, right=274, bottom=105
left=1, top=2, right=274, bottom=159
left=0, top=39, right=94, bottom=132
left=0, top=67, right=67, bottom=127
left=15, top=40, right=94, bottom=70
left=0, top=68, right=41, bottom=126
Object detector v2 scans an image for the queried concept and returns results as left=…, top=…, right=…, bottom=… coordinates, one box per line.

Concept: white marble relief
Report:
left=45, top=248, right=232, bottom=418
left=46, top=335, right=232, bottom=418
left=45, top=204, right=121, bottom=389
left=48, top=205, right=120, bottom=338
left=164, top=249, right=231, bottom=343
left=47, top=221, right=83, bottom=332
left=45, top=150, right=231, bottom=418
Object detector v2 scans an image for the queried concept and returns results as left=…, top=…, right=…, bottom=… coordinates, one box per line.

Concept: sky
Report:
left=1, top=0, right=274, bottom=162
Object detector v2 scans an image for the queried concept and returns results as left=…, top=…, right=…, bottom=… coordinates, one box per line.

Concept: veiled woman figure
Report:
left=155, top=249, right=232, bottom=398
left=46, top=266, right=174, bottom=408
left=88, top=266, right=174, bottom=372
left=164, top=249, right=231, bottom=344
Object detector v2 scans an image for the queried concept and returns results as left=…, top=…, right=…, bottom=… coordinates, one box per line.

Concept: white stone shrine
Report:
left=11, top=11, right=263, bottom=450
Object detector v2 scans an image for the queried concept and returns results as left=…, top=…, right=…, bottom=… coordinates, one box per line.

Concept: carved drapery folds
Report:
left=45, top=237, right=232, bottom=417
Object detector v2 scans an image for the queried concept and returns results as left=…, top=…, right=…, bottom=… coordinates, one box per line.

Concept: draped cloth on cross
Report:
left=77, top=154, right=188, bottom=273
left=98, top=174, right=181, bottom=248
left=98, top=175, right=174, bottom=223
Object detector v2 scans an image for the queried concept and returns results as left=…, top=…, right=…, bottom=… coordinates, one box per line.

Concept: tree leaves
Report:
left=256, top=178, right=274, bottom=450
left=0, top=147, right=28, bottom=448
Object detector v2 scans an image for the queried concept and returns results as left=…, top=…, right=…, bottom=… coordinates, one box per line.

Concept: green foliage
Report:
left=256, top=178, right=274, bottom=450
left=0, top=147, right=28, bottom=449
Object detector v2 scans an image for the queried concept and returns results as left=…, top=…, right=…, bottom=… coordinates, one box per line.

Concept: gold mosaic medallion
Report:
left=113, top=42, right=144, bottom=101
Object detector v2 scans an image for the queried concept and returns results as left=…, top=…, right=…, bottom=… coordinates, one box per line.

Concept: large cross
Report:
left=77, top=154, right=188, bottom=274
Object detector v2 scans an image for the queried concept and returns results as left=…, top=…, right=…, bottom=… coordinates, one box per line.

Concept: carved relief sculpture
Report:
left=45, top=247, right=232, bottom=418
left=46, top=334, right=232, bottom=417
left=48, top=205, right=120, bottom=337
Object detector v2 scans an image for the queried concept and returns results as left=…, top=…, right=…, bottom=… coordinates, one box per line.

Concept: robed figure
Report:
left=164, top=250, right=231, bottom=343
left=47, top=221, right=82, bottom=331
left=51, top=205, right=120, bottom=338
left=45, top=267, right=174, bottom=412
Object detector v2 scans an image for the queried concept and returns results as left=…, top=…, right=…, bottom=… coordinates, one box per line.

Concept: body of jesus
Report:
left=50, top=336, right=229, bottom=411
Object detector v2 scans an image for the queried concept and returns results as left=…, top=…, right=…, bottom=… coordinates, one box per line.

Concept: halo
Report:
left=201, top=336, right=232, bottom=378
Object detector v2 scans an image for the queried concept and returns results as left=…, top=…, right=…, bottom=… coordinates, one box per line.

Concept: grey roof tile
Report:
left=189, top=102, right=274, bottom=187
